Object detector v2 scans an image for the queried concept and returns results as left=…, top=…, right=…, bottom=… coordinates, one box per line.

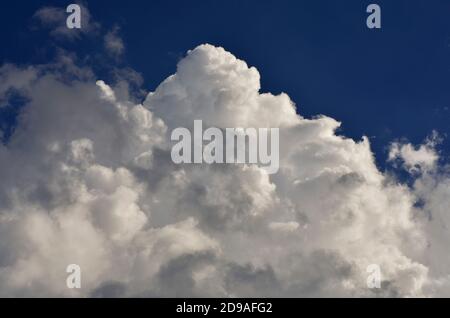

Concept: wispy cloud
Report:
left=33, top=4, right=99, bottom=40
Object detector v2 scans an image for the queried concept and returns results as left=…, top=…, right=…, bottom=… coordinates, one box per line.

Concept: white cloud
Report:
left=388, top=133, right=440, bottom=174
left=0, top=43, right=449, bottom=297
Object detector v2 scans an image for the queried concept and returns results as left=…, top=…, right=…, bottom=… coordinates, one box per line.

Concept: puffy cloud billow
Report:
left=0, top=42, right=449, bottom=297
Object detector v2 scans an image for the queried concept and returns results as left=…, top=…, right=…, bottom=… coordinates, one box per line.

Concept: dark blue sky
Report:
left=1, top=0, right=450, bottom=169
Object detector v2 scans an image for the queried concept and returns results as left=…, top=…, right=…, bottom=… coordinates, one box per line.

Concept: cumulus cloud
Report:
left=0, top=43, right=450, bottom=297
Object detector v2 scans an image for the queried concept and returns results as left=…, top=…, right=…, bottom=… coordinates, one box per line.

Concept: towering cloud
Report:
left=0, top=44, right=448, bottom=297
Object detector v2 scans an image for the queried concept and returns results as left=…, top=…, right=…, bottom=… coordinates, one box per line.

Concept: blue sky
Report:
left=1, top=0, right=449, bottom=168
